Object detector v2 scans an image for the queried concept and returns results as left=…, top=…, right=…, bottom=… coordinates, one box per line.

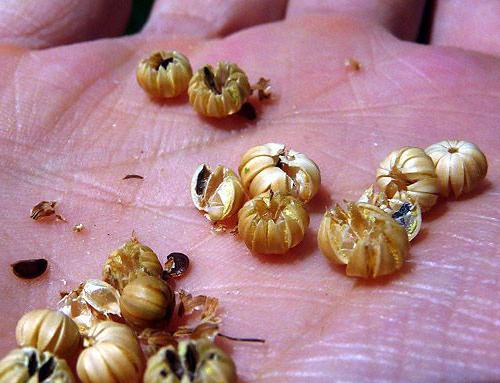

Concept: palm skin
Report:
left=0, top=2, right=499, bottom=382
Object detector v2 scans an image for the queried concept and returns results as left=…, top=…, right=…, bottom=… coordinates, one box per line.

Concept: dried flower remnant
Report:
left=191, top=164, right=246, bottom=222
left=57, top=279, right=122, bottom=333
left=15, top=309, right=81, bottom=359
left=123, top=174, right=144, bottom=180
left=143, top=339, right=236, bottom=383
left=162, top=252, right=190, bottom=279
left=77, top=322, right=144, bottom=383
left=425, top=140, right=488, bottom=198
left=0, top=347, right=75, bottom=383
left=30, top=201, right=65, bottom=221
left=376, top=146, right=440, bottom=211
left=102, top=237, right=163, bottom=292
left=318, top=202, right=409, bottom=278
left=188, top=62, right=252, bottom=118
left=345, top=58, right=362, bottom=71
left=72, top=223, right=85, bottom=232
left=11, top=258, right=48, bottom=279
left=177, top=290, right=220, bottom=324
left=136, top=50, right=193, bottom=98
left=238, top=191, right=310, bottom=255
left=238, top=143, right=321, bottom=203
left=252, top=77, right=272, bottom=100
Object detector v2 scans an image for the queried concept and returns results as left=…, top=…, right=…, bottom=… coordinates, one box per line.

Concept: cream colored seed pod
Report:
left=77, top=321, right=144, bottom=383
left=238, top=191, right=309, bottom=254
left=318, top=202, right=409, bottom=278
left=376, top=146, right=440, bottom=211
left=425, top=140, right=488, bottom=198
left=188, top=61, right=251, bottom=118
left=0, top=347, right=75, bottom=383
left=191, top=164, right=246, bottom=222
left=238, top=143, right=321, bottom=203
left=15, top=309, right=81, bottom=360
left=136, top=50, right=193, bottom=98
left=103, top=238, right=163, bottom=292
left=144, top=339, right=236, bottom=383
left=120, top=275, right=175, bottom=329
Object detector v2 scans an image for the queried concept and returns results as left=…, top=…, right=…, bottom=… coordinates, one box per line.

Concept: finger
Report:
left=0, top=0, right=131, bottom=49
left=286, top=0, right=425, bottom=41
left=143, top=0, right=287, bottom=38
left=431, top=0, right=500, bottom=56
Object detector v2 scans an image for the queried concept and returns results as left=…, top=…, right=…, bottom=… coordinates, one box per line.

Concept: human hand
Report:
left=1, top=1, right=499, bottom=381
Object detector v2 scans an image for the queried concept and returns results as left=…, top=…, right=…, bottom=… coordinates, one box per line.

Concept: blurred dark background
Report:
left=126, top=0, right=155, bottom=34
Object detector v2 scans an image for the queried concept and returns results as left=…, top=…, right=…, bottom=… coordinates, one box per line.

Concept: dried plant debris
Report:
left=122, top=174, right=144, bottom=180
left=30, top=201, right=65, bottom=221
left=72, top=223, right=85, bottom=233
left=252, top=77, right=272, bottom=100
left=11, top=258, right=48, bottom=279
left=345, top=58, right=362, bottom=71
left=177, top=290, right=220, bottom=324
left=162, top=252, right=190, bottom=279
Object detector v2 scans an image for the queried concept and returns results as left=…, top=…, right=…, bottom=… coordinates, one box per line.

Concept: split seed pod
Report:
left=238, top=191, right=309, bottom=254
left=425, top=140, right=488, bottom=198
left=239, top=143, right=321, bottom=203
left=143, top=339, right=236, bottom=383
left=120, top=275, right=175, bottom=328
left=102, top=238, right=163, bottom=292
left=77, top=321, right=144, bottom=383
left=188, top=62, right=251, bottom=117
left=15, top=309, right=81, bottom=360
left=376, top=146, right=440, bottom=211
left=0, top=347, right=75, bottom=383
left=191, top=164, right=246, bottom=222
left=318, top=202, right=409, bottom=278
left=136, top=51, right=193, bottom=98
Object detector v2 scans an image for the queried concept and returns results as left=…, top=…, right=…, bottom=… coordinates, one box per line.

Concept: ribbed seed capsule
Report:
left=376, top=146, right=440, bottom=211
left=15, top=309, right=81, bottom=360
left=143, top=339, right=236, bottom=383
left=191, top=164, right=246, bottom=222
left=425, top=140, right=488, bottom=198
left=318, top=202, right=409, bottom=278
left=77, top=322, right=144, bottom=383
left=238, top=191, right=310, bottom=254
left=188, top=62, right=251, bottom=117
left=0, top=347, right=75, bottom=383
left=102, top=238, right=163, bottom=292
left=238, top=143, right=321, bottom=203
left=136, top=50, right=193, bottom=98
left=120, top=275, right=175, bottom=329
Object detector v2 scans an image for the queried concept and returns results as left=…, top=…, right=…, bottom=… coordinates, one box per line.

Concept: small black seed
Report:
left=165, top=349, right=184, bottom=380
left=27, top=350, right=38, bottom=376
left=203, top=67, right=221, bottom=94
left=160, top=369, right=167, bottom=377
left=158, top=57, right=174, bottom=70
left=164, top=252, right=190, bottom=278
left=11, top=259, right=48, bottom=279
left=122, top=174, right=144, bottom=180
left=185, top=343, right=198, bottom=381
left=237, top=102, right=256, bottom=121
left=38, top=357, right=55, bottom=381
left=195, top=165, right=210, bottom=196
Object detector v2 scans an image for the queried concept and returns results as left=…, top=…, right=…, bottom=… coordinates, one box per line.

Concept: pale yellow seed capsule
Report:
left=102, top=238, right=163, bottom=292
left=191, top=164, right=246, bottom=222
left=15, top=309, right=81, bottom=360
left=144, top=339, right=236, bottom=383
left=77, top=321, right=144, bottom=383
left=238, top=191, right=309, bottom=254
left=376, top=146, right=440, bottom=211
left=238, top=143, right=321, bottom=203
left=188, top=61, right=251, bottom=118
left=318, top=202, right=409, bottom=278
left=136, top=50, right=193, bottom=98
left=0, top=347, right=75, bottom=383
left=425, top=140, right=488, bottom=198
left=120, top=275, right=175, bottom=329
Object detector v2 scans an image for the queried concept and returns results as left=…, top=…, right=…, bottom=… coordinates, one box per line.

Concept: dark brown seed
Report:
left=123, top=174, right=144, bottom=180
left=11, top=259, right=48, bottom=279
left=203, top=67, right=221, bottom=94
left=27, top=350, right=38, bottom=376
left=195, top=165, right=210, bottom=196
left=30, top=201, right=57, bottom=220
left=185, top=343, right=198, bottom=380
left=37, top=357, right=55, bottom=381
left=165, top=349, right=183, bottom=380
left=238, top=102, right=256, bottom=120
left=163, top=252, right=190, bottom=279
left=158, top=57, right=174, bottom=70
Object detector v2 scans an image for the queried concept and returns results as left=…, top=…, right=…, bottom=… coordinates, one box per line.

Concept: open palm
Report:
left=1, top=1, right=499, bottom=382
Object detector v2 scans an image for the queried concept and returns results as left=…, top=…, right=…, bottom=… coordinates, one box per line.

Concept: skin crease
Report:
left=0, top=1, right=499, bottom=382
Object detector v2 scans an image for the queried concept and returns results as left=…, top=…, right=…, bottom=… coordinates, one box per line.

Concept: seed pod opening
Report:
left=238, top=143, right=321, bottom=203
left=191, top=164, right=246, bottom=222
left=376, top=146, right=440, bottom=211
left=318, top=202, right=409, bottom=278
left=136, top=50, right=193, bottom=98
left=238, top=191, right=310, bottom=254
left=425, top=140, right=488, bottom=198
left=188, top=62, right=251, bottom=118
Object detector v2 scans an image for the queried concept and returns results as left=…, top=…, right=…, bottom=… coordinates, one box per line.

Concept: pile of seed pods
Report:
left=0, top=237, right=238, bottom=383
